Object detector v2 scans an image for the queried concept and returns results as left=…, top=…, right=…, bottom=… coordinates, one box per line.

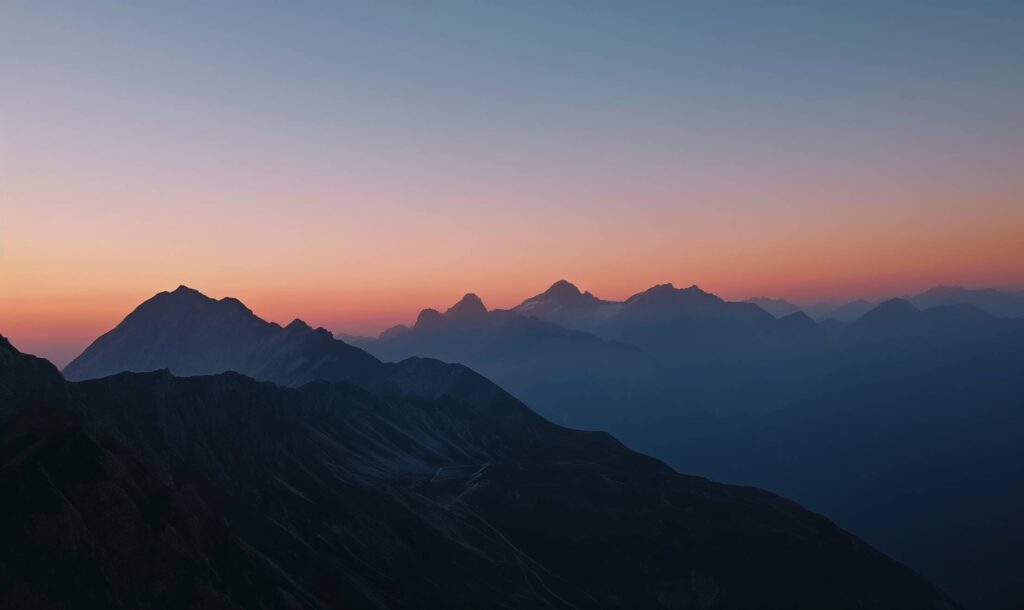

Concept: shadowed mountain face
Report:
left=0, top=339, right=291, bottom=610
left=3, top=335, right=956, bottom=609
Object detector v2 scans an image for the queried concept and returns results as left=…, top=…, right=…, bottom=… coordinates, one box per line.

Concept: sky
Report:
left=2, top=1, right=1023, bottom=367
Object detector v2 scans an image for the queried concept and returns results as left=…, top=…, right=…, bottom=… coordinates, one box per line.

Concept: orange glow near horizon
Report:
left=2, top=194, right=1022, bottom=369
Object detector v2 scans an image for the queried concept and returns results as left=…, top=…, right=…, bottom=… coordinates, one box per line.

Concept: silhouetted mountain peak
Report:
left=513, top=280, right=608, bottom=318
left=286, top=318, right=312, bottom=332
left=415, top=308, right=444, bottom=327
left=545, top=279, right=583, bottom=298
left=218, top=296, right=254, bottom=314
left=63, top=287, right=383, bottom=384
left=680, top=284, right=717, bottom=298
left=141, top=285, right=255, bottom=318
left=446, top=293, right=487, bottom=318
left=160, top=284, right=211, bottom=303
left=626, top=283, right=720, bottom=307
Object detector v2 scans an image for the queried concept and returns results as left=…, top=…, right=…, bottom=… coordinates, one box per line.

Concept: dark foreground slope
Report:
left=5, top=336, right=956, bottom=609
left=0, top=338, right=292, bottom=610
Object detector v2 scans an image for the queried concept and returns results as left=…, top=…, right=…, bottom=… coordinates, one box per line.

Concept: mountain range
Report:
left=354, top=291, right=668, bottom=430
left=345, top=280, right=1024, bottom=610
left=46, top=280, right=1024, bottom=608
left=4, top=311, right=959, bottom=608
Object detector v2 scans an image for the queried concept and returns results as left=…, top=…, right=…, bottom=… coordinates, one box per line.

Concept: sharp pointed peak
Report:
left=446, top=293, right=487, bottom=318
left=679, top=284, right=713, bottom=295
left=286, top=318, right=312, bottom=332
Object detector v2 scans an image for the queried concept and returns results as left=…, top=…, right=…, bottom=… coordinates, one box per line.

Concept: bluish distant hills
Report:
left=352, top=280, right=1024, bottom=610
left=748, top=284, right=1024, bottom=322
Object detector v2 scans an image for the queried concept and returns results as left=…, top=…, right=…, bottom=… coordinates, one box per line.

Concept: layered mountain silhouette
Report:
left=346, top=281, right=1024, bottom=610
left=359, top=292, right=668, bottom=429
left=512, top=279, right=622, bottom=329
left=510, top=281, right=793, bottom=372
left=4, top=329, right=960, bottom=608
left=62, top=286, right=520, bottom=412
left=515, top=282, right=775, bottom=338
left=54, top=282, right=1024, bottom=608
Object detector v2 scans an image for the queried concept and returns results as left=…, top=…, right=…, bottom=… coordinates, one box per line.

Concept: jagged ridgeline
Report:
left=3, top=304, right=956, bottom=609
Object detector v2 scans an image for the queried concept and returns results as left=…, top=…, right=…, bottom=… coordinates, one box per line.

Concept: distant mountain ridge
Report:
left=512, top=279, right=621, bottom=330
left=358, top=291, right=667, bottom=429
left=344, top=279, right=1024, bottom=609
left=908, top=285, right=1024, bottom=318
left=514, top=281, right=775, bottom=333
left=745, top=285, right=1024, bottom=323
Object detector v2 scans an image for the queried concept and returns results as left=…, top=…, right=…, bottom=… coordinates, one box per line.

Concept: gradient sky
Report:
left=2, top=1, right=1023, bottom=367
